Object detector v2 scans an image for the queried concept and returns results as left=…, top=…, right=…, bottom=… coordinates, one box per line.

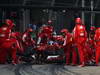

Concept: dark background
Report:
left=0, top=0, right=100, bottom=33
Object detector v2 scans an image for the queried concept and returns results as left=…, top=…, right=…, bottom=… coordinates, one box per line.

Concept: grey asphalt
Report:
left=0, top=64, right=100, bottom=75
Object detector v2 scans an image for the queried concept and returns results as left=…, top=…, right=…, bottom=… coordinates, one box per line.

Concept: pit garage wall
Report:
left=30, top=9, right=75, bottom=33
left=30, top=10, right=94, bottom=33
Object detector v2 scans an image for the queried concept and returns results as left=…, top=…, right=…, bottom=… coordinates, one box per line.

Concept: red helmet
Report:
left=55, top=35, right=64, bottom=41
left=48, top=20, right=52, bottom=24
left=42, top=25, right=53, bottom=33
left=61, top=29, right=68, bottom=33
left=5, top=19, right=15, bottom=26
left=75, top=17, right=82, bottom=24
left=47, top=25, right=53, bottom=32
left=90, top=26, right=95, bottom=31
left=27, top=28, right=33, bottom=32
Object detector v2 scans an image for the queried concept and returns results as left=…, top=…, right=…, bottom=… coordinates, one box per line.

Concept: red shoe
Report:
left=78, top=62, right=85, bottom=67
left=78, top=64, right=85, bottom=67
left=12, top=61, right=17, bottom=65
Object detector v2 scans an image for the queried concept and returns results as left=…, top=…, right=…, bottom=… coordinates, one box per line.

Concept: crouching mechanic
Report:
left=22, top=28, right=35, bottom=62
left=36, top=25, right=53, bottom=64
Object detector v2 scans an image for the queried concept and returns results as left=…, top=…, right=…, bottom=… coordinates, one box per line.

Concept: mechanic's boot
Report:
left=78, top=62, right=85, bottom=67
left=12, top=61, right=17, bottom=65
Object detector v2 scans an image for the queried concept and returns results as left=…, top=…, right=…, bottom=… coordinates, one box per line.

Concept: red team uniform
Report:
left=73, top=18, right=87, bottom=67
left=22, top=28, right=35, bottom=47
left=0, top=19, right=19, bottom=64
left=61, top=29, right=77, bottom=65
left=94, top=27, right=100, bottom=65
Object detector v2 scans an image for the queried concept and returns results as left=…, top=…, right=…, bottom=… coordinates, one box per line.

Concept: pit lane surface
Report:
left=0, top=64, right=100, bottom=75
